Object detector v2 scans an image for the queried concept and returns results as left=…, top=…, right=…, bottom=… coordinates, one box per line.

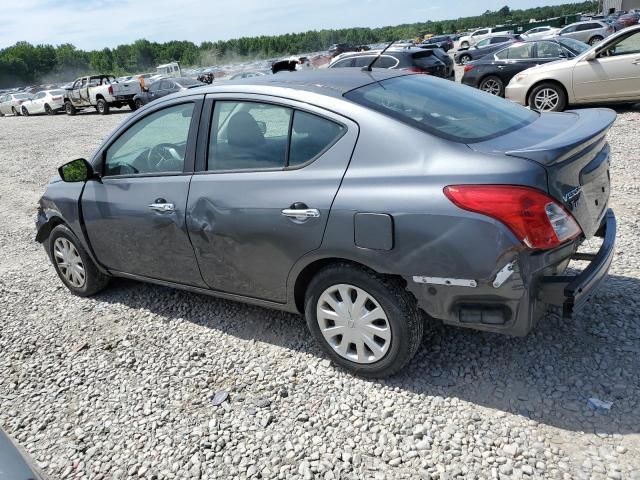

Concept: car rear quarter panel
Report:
left=292, top=108, right=549, bottom=284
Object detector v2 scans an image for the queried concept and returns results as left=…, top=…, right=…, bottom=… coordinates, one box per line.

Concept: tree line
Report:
left=0, top=1, right=595, bottom=88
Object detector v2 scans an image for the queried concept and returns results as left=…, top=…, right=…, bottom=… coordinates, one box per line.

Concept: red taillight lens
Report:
left=108, top=85, right=113, bottom=95
left=52, top=96, right=62, bottom=100
left=443, top=185, right=582, bottom=250
left=463, top=65, right=475, bottom=73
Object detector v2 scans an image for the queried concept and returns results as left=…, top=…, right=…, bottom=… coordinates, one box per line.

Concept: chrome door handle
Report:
left=633, top=59, right=640, bottom=65
left=148, top=202, right=175, bottom=213
left=281, top=208, right=320, bottom=221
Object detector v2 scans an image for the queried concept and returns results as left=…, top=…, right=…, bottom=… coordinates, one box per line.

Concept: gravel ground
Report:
left=1, top=98, right=640, bottom=480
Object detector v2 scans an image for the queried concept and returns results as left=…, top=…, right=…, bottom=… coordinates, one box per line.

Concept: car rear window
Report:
left=344, top=74, right=538, bottom=143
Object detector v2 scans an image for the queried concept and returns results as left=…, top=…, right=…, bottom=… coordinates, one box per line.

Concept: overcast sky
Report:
left=4, top=0, right=572, bottom=50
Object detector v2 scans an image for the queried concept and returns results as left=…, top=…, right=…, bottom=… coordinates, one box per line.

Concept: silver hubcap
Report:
left=481, top=79, right=502, bottom=95
left=54, top=238, right=86, bottom=288
left=461, top=56, right=470, bottom=64
left=534, top=88, right=560, bottom=111
left=316, top=284, right=391, bottom=364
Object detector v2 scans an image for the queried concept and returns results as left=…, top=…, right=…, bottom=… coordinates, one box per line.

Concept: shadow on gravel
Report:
left=95, top=273, right=640, bottom=435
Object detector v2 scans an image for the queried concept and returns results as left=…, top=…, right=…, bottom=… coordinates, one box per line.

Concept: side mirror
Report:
left=584, top=50, right=597, bottom=61
left=58, top=158, right=95, bottom=182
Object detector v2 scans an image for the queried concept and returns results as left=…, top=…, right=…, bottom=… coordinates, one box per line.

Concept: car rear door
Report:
left=81, top=96, right=206, bottom=286
left=186, top=95, right=358, bottom=303
left=573, top=29, right=640, bottom=101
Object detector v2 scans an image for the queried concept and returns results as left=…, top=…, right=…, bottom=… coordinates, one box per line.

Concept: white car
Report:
left=20, top=89, right=66, bottom=116
left=521, top=26, right=561, bottom=40
left=459, top=28, right=499, bottom=48
left=0, top=92, right=32, bottom=116
left=505, top=25, right=640, bottom=111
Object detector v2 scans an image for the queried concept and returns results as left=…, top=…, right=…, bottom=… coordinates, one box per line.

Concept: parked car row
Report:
left=461, top=25, right=640, bottom=112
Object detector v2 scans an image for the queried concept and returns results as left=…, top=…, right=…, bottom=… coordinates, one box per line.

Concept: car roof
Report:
left=200, top=69, right=410, bottom=99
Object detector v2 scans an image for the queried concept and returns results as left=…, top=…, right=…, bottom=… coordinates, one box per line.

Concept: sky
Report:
left=3, top=0, right=574, bottom=51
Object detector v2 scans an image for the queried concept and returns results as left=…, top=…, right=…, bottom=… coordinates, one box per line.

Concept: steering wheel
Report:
left=147, top=143, right=183, bottom=172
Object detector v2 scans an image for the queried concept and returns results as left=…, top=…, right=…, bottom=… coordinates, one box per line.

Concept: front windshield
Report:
left=558, top=37, right=590, bottom=54
left=344, top=74, right=538, bottom=143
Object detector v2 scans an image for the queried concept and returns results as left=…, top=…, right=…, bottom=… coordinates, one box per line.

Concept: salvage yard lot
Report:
left=1, top=100, right=640, bottom=479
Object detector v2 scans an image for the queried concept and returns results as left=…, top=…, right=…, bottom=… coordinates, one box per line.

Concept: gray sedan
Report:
left=36, top=70, right=616, bottom=377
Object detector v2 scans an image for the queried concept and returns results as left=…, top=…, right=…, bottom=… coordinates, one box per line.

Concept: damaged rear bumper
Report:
left=539, top=209, right=616, bottom=318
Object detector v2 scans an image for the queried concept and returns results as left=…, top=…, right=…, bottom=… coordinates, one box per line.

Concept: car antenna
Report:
left=363, top=40, right=395, bottom=71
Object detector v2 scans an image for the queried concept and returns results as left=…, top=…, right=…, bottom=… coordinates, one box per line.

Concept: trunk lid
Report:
left=468, top=108, right=616, bottom=238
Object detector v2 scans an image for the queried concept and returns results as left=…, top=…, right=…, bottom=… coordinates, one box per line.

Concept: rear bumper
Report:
left=539, top=209, right=616, bottom=317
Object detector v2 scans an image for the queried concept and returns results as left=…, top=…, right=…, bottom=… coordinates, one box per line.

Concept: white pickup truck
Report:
left=64, top=75, right=142, bottom=115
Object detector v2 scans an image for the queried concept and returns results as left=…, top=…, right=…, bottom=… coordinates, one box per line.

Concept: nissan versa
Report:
left=36, top=70, right=616, bottom=377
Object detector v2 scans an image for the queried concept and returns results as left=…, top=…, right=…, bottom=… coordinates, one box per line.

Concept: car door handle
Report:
left=148, top=202, right=175, bottom=213
left=281, top=208, right=320, bottom=221
left=633, top=58, right=640, bottom=65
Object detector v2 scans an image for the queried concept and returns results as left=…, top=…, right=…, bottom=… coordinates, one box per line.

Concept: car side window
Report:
left=160, top=80, right=173, bottom=90
left=604, top=31, right=640, bottom=56
left=104, top=103, right=194, bottom=176
left=536, top=41, right=564, bottom=58
left=208, top=101, right=291, bottom=171
left=289, top=111, right=345, bottom=167
left=562, top=25, right=577, bottom=33
left=352, top=56, right=374, bottom=67
left=474, top=29, right=489, bottom=36
left=376, top=56, right=398, bottom=68
left=331, top=57, right=355, bottom=68
left=505, top=43, right=534, bottom=59
left=490, top=37, right=508, bottom=44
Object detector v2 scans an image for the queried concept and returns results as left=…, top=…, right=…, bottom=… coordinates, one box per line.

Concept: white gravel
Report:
left=1, top=101, right=640, bottom=480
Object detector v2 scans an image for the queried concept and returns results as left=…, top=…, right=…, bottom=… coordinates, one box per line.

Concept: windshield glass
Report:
left=558, top=37, right=591, bottom=54
left=175, top=78, right=202, bottom=88
left=344, top=74, right=539, bottom=143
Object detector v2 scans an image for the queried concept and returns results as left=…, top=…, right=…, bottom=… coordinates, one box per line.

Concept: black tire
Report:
left=11, top=107, right=19, bottom=116
left=528, top=81, right=567, bottom=112
left=459, top=54, right=472, bottom=65
left=46, top=224, right=110, bottom=297
left=45, top=104, right=55, bottom=115
left=304, top=263, right=423, bottom=378
left=128, top=100, right=138, bottom=111
left=65, top=101, right=77, bottom=115
left=479, top=75, right=505, bottom=97
left=96, top=98, right=110, bottom=115
left=134, top=98, right=144, bottom=110
left=589, top=35, right=603, bottom=46
left=21, top=107, right=29, bottom=116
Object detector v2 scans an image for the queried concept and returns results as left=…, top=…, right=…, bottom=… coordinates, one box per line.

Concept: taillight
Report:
left=463, top=65, right=475, bottom=73
left=407, top=67, right=430, bottom=74
left=108, top=85, right=113, bottom=95
left=443, top=185, right=582, bottom=250
left=52, top=96, right=62, bottom=100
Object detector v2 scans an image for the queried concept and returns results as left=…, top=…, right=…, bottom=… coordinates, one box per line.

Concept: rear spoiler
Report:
left=505, top=108, right=616, bottom=165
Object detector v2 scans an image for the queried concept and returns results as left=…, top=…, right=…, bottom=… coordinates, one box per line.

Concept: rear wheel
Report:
left=479, top=75, right=505, bottom=96
left=96, top=98, right=110, bottom=115
left=65, top=101, right=76, bottom=115
left=47, top=224, right=109, bottom=297
left=589, top=35, right=603, bottom=46
left=21, top=106, right=29, bottom=116
left=45, top=104, right=55, bottom=115
left=304, top=264, right=423, bottom=378
left=11, top=107, right=19, bottom=116
left=128, top=100, right=138, bottom=111
left=134, top=98, right=144, bottom=110
left=528, top=82, right=567, bottom=112
left=459, top=54, right=472, bottom=65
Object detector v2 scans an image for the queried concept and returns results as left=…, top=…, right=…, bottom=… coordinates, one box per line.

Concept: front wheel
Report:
left=589, top=35, right=603, bottom=46
left=134, top=98, right=144, bottom=110
left=45, top=104, right=55, bottom=115
left=21, top=107, right=29, bottom=116
left=11, top=107, right=19, bottom=116
left=96, top=98, right=110, bottom=115
left=459, top=54, right=472, bottom=65
left=47, top=224, right=110, bottom=296
left=528, top=82, right=567, bottom=112
left=479, top=75, right=505, bottom=96
left=65, top=101, right=77, bottom=115
left=304, top=264, right=423, bottom=378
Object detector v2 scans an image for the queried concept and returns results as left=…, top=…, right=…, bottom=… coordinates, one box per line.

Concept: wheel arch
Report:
left=292, top=256, right=403, bottom=314
left=525, top=79, right=569, bottom=107
left=36, top=215, right=65, bottom=243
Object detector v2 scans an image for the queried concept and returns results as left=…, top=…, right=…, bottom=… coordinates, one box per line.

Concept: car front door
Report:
left=573, top=29, right=640, bottom=101
left=186, top=95, right=358, bottom=303
left=70, top=80, right=83, bottom=105
left=31, top=92, right=45, bottom=113
left=81, top=97, right=206, bottom=286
